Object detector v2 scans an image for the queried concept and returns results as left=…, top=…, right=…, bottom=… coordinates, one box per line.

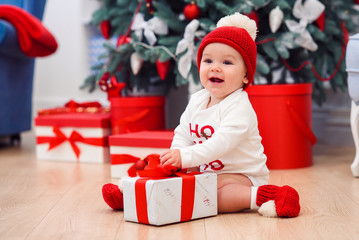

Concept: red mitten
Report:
left=256, top=185, right=300, bottom=218
left=102, top=183, right=123, bottom=210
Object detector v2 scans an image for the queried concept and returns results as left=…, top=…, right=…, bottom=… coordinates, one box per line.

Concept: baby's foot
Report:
left=256, top=185, right=300, bottom=218
left=102, top=183, right=123, bottom=210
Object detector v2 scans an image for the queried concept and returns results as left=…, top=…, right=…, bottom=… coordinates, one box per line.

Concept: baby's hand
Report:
left=160, top=149, right=182, bottom=169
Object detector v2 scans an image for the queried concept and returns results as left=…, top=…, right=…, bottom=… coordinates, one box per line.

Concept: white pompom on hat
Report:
left=197, top=13, right=258, bottom=89
left=216, top=12, right=257, bottom=41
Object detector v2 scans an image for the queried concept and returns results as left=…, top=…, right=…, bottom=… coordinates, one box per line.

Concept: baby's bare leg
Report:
left=217, top=173, right=253, bottom=213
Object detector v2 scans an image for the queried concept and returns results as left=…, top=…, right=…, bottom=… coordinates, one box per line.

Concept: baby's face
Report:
left=199, top=43, right=248, bottom=104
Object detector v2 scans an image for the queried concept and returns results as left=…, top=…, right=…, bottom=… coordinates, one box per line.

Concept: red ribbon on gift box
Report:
left=111, top=154, right=162, bottom=177
left=37, top=100, right=109, bottom=116
left=135, top=173, right=197, bottom=224
left=131, top=157, right=201, bottom=224
left=37, top=126, right=108, bottom=159
left=111, top=154, right=139, bottom=177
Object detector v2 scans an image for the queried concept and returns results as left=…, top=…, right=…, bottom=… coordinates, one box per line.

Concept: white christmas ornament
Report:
left=175, top=19, right=205, bottom=79
left=131, top=13, right=168, bottom=46
left=130, top=52, right=143, bottom=75
left=269, top=6, right=284, bottom=33
left=285, top=0, right=325, bottom=51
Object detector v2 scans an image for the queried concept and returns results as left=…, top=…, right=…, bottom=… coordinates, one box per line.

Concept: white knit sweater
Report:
left=171, top=88, right=269, bottom=177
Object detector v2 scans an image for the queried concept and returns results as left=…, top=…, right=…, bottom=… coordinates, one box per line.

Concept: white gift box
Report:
left=122, top=173, right=217, bottom=226
left=109, top=131, right=174, bottom=178
left=35, top=113, right=111, bottom=163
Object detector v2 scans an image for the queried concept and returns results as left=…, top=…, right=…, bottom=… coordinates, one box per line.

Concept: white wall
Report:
left=33, top=0, right=108, bottom=112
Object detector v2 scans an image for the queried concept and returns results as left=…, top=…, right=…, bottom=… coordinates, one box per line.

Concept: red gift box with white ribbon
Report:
left=35, top=113, right=111, bottom=163
left=122, top=173, right=217, bottom=226
left=109, top=131, right=174, bottom=178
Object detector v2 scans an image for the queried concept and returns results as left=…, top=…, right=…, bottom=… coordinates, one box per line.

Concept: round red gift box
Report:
left=247, top=83, right=315, bottom=169
left=110, top=96, right=165, bottom=135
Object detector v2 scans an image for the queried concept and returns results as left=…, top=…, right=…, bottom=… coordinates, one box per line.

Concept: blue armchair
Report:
left=0, top=0, right=47, bottom=144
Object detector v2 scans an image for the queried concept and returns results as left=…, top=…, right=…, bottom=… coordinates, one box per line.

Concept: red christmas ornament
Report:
left=145, top=0, right=155, bottom=14
left=107, top=75, right=126, bottom=98
left=98, top=72, right=110, bottom=92
left=315, top=12, right=325, bottom=31
left=100, top=20, right=111, bottom=39
left=184, top=3, right=200, bottom=20
left=116, top=35, right=131, bottom=47
left=245, top=11, right=259, bottom=26
left=355, top=0, right=359, bottom=4
left=98, top=73, right=126, bottom=99
left=134, top=159, right=147, bottom=170
left=156, top=59, right=170, bottom=80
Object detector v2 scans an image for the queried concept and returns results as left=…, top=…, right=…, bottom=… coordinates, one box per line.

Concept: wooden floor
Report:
left=1, top=131, right=359, bottom=240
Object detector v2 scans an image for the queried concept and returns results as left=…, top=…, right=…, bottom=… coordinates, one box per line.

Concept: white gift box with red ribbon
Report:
left=109, top=131, right=174, bottom=178
left=35, top=113, right=111, bottom=163
left=122, top=172, right=217, bottom=226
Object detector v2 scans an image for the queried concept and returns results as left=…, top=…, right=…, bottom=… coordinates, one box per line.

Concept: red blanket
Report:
left=0, top=5, right=57, bottom=57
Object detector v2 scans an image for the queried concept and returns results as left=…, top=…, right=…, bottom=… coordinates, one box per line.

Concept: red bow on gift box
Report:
left=111, top=154, right=179, bottom=177
left=48, top=127, right=83, bottom=159
left=37, top=126, right=108, bottom=160
left=128, top=154, right=201, bottom=224
left=37, top=100, right=109, bottom=116
left=64, top=100, right=102, bottom=109
left=111, top=154, right=162, bottom=177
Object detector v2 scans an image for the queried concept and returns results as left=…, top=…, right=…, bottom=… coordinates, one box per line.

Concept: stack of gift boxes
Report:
left=34, top=101, right=217, bottom=225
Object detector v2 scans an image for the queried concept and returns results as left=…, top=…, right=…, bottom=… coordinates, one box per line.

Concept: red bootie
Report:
left=102, top=183, right=123, bottom=210
left=256, top=185, right=300, bottom=218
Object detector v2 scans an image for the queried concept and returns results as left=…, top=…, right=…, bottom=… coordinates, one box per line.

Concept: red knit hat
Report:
left=197, top=13, right=257, bottom=89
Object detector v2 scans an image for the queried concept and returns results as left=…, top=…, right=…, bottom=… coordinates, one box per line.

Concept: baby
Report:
left=103, top=13, right=300, bottom=218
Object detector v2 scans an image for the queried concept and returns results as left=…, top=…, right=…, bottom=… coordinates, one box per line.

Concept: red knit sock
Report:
left=256, top=185, right=300, bottom=218
left=102, top=183, right=123, bottom=210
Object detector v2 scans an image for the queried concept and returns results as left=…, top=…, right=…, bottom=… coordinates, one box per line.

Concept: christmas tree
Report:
left=82, top=0, right=359, bottom=105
